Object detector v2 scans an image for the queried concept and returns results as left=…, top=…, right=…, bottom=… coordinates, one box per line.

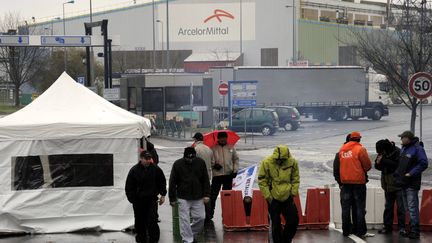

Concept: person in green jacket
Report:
left=258, top=145, right=300, bottom=243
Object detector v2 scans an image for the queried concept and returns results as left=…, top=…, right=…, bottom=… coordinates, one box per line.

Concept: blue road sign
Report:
left=229, top=80, right=258, bottom=108
left=0, top=36, right=29, bottom=46
left=232, top=99, right=257, bottom=107
left=228, top=80, right=258, bottom=126
left=41, top=36, right=91, bottom=46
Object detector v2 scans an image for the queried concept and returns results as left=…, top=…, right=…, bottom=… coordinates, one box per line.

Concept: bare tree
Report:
left=33, top=48, right=104, bottom=93
left=0, top=12, right=46, bottom=107
left=112, top=49, right=128, bottom=74
left=350, top=0, right=432, bottom=132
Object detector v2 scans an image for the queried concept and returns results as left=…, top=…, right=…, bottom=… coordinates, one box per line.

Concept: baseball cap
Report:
left=398, top=130, right=415, bottom=139
left=350, top=131, right=362, bottom=139
left=140, top=151, right=153, bottom=159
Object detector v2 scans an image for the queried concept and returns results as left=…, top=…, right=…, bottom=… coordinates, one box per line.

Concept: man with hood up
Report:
left=258, top=145, right=300, bottom=243
left=375, top=139, right=405, bottom=235
left=394, top=131, right=428, bottom=239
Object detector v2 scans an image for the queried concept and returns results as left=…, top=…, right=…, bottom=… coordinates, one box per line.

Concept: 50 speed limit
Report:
left=409, top=72, right=432, bottom=99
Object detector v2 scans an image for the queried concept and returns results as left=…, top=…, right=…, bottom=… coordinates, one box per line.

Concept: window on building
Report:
left=165, top=86, right=203, bottom=111
left=12, top=154, right=114, bottom=190
left=339, top=46, right=359, bottom=66
left=261, top=48, right=278, bottom=66
left=142, top=88, right=163, bottom=112
left=301, top=8, right=319, bottom=20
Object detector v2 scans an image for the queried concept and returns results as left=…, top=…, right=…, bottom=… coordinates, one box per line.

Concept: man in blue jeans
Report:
left=395, top=131, right=428, bottom=239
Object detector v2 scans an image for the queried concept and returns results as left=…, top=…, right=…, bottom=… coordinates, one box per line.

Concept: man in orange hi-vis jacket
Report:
left=339, top=131, right=373, bottom=239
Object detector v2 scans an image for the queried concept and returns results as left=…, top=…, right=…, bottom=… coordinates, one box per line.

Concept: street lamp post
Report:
left=51, top=17, right=61, bottom=35
left=51, top=17, right=61, bottom=55
left=156, top=20, right=164, bottom=69
left=166, top=0, right=170, bottom=73
left=336, top=10, right=340, bottom=65
left=63, top=0, right=75, bottom=72
left=152, top=0, right=156, bottom=72
left=89, top=0, right=95, bottom=86
left=292, top=0, right=296, bottom=62
left=240, top=0, right=242, bottom=55
left=286, top=1, right=297, bottom=64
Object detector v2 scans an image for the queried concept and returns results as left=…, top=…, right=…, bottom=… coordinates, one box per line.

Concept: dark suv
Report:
left=267, top=106, right=301, bottom=131
left=224, top=108, right=279, bottom=136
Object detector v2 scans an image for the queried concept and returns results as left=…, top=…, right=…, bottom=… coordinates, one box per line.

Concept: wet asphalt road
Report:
left=1, top=105, right=432, bottom=242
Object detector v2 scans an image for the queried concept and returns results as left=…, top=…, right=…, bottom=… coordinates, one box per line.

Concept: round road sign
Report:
left=218, top=82, right=229, bottom=96
left=409, top=72, right=432, bottom=99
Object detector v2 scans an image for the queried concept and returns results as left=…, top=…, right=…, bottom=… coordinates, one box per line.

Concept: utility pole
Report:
left=166, top=0, right=170, bottom=72
left=152, top=0, right=156, bottom=72
left=90, top=0, right=95, bottom=87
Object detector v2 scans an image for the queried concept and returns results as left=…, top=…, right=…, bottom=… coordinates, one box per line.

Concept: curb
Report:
left=152, top=135, right=189, bottom=142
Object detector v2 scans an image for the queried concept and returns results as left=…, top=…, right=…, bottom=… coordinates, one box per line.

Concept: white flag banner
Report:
left=232, top=164, right=258, bottom=198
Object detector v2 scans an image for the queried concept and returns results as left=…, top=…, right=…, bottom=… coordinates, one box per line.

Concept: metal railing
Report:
left=153, top=118, right=186, bottom=138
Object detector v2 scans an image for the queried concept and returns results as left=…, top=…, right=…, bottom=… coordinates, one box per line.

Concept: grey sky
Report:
left=1, top=0, right=387, bottom=23
left=0, top=0, right=152, bottom=23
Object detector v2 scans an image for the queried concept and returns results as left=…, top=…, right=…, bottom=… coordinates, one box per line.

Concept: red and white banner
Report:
left=232, top=164, right=258, bottom=198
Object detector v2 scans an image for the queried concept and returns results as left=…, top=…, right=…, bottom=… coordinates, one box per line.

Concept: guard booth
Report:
left=120, top=72, right=214, bottom=129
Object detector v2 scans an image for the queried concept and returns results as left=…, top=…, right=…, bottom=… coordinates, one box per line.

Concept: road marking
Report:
left=329, top=224, right=366, bottom=243
left=155, top=145, right=187, bottom=149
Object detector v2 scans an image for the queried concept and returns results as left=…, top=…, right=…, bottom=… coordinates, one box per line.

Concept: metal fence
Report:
left=153, top=119, right=186, bottom=138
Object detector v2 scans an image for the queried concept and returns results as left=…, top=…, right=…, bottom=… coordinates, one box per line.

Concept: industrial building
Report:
left=21, top=0, right=391, bottom=126
left=30, top=0, right=388, bottom=71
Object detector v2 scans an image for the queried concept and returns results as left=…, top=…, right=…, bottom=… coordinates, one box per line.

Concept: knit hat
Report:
left=184, top=147, right=197, bottom=159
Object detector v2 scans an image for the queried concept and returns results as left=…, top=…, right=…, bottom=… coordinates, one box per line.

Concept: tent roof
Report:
left=0, top=72, right=150, bottom=140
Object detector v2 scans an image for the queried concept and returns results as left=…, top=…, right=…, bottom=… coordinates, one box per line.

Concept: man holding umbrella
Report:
left=208, top=131, right=240, bottom=220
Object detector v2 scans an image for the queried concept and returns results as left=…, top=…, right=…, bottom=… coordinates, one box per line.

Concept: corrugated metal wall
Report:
left=298, top=20, right=357, bottom=66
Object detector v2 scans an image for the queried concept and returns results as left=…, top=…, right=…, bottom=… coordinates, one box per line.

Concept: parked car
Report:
left=267, top=106, right=301, bottom=131
left=219, top=108, right=279, bottom=136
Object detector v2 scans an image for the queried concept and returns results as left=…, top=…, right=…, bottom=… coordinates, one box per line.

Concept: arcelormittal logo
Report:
left=204, top=9, right=235, bottom=23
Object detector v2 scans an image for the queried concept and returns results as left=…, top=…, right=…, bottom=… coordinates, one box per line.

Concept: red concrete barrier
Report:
left=249, top=190, right=269, bottom=229
left=293, top=195, right=306, bottom=229
left=221, top=188, right=330, bottom=231
left=420, top=189, right=432, bottom=231
left=304, top=188, right=330, bottom=229
left=220, top=190, right=248, bottom=230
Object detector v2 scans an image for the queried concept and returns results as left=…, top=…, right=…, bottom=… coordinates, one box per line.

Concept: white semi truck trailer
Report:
left=210, top=66, right=389, bottom=121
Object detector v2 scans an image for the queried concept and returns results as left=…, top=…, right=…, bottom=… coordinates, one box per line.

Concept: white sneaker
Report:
left=361, top=233, right=375, bottom=237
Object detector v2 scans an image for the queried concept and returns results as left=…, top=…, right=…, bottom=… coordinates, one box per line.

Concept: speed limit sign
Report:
left=409, top=72, right=432, bottom=99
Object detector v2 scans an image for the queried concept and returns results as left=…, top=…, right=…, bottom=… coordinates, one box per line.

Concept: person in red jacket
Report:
left=339, top=131, right=373, bottom=238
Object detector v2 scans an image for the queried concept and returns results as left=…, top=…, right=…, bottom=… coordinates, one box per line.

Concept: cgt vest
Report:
left=339, top=142, right=368, bottom=184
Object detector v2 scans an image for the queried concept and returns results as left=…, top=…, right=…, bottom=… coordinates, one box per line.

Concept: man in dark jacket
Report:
left=374, top=139, right=405, bottom=235
left=125, top=151, right=167, bottom=243
left=146, top=139, right=159, bottom=165
left=169, top=147, right=211, bottom=243
left=394, top=131, right=428, bottom=239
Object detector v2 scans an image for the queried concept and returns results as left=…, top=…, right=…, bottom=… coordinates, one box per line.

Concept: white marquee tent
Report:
left=0, top=72, right=151, bottom=233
